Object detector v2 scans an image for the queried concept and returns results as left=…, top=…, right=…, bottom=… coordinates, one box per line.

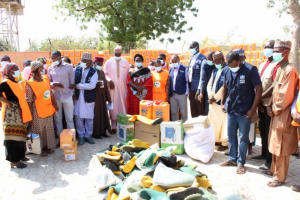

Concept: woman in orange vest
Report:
left=25, top=61, right=58, bottom=157
left=152, top=59, right=170, bottom=102
left=0, top=63, right=32, bottom=168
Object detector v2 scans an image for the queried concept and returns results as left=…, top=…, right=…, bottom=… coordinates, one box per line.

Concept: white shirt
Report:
left=74, top=67, right=98, bottom=119
left=291, top=90, right=298, bottom=115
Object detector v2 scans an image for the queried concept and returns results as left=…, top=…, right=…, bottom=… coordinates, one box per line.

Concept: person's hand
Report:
left=208, top=97, right=216, bottom=104
left=267, top=106, right=274, bottom=117
left=137, top=86, right=146, bottom=95
left=69, top=84, right=76, bottom=90
left=221, top=105, right=226, bottom=113
left=292, top=113, right=300, bottom=124
left=195, top=89, right=200, bottom=100
left=109, top=81, right=115, bottom=90
left=246, top=109, right=255, bottom=118
left=198, top=92, right=204, bottom=102
left=129, top=64, right=135, bottom=68
left=73, top=95, right=77, bottom=103
left=258, top=103, right=264, bottom=112
left=166, top=96, right=170, bottom=103
left=5, top=102, right=11, bottom=110
left=53, top=82, right=64, bottom=88
left=54, top=104, right=59, bottom=113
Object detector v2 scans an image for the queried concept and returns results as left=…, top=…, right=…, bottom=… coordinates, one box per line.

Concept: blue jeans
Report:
left=227, top=113, right=251, bottom=165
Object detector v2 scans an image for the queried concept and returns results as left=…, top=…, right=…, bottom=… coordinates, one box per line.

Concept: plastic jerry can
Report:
left=69, top=50, right=75, bottom=57
left=103, top=50, right=109, bottom=57
left=75, top=50, right=81, bottom=57
left=146, top=50, right=152, bottom=56
left=258, top=51, right=265, bottom=59
left=204, top=47, right=208, bottom=53
left=243, top=45, right=248, bottom=51
left=252, top=51, right=258, bottom=60
left=74, top=57, right=81, bottom=64
left=208, top=46, right=213, bottom=52
left=139, top=100, right=153, bottom=119
left=62, top=50, right=68, bottom=57
left=141, top=50, right=147, bottom=57
left=152, top=101, right=170, bottom=121
left=251, top=59, right=257, bottom=66
left=130, top=50, right=136, bottom=57
left=246, top=51, right=252, bottom=59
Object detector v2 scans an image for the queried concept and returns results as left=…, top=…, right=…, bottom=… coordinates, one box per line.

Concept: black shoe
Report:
left=292, top=152, right=299, bottom=156
left=259, top=163, right=270, bottom=171
left=102, top=133, right=110, bottom=138
left=93, top=135, right=102, bottom=139
left=251, top=155, right=266, bottom=160
left=78, top=137, right=84, bottom=145
left=85, top=137, right=95, bottom=144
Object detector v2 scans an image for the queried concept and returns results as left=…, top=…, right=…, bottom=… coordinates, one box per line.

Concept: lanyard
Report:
left=274, top=62, right=289, bottom=87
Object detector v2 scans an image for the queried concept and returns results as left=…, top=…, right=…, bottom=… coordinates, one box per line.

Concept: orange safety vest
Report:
left=292, top=83, right=300, bottom=126
left=2, top=79, right=32, bottom=123
left=152, top=70, right=169, bottom=101
left=27, top=77, right=55, bottom=118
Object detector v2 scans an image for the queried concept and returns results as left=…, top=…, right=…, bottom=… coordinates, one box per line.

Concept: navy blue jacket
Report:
left=169, top=64, right=188, bottom=96
left=188, top=53, right=207, bottom=91
left=224, top=63, right=257, bottom=116
left=74, top=66, right=97, bottom=103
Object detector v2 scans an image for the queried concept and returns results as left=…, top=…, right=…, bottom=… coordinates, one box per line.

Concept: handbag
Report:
left=26, top=133, right=41, bottom=155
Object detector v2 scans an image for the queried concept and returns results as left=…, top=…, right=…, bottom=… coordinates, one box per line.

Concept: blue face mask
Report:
left=207, top=60, right=214, bottom=66
left=155, top=67, right=162, bottom=72
left=135, top=62, right=143, bottom=68
left=190, top=48, right=197, bottom=55
left=264, top=49, right=273, bottom=58
left=215, top=64, right=222, bottom=70
left=273, top=52, right=284, bottom=62
left=40, top=69, right=45, bottom=75
left=115, top=56, right=121, bottom=61
left=13, top=70, right=20, bottom=78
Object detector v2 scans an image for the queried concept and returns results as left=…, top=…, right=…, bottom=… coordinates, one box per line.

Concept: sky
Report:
left=16, top=0, right=292, bottom=53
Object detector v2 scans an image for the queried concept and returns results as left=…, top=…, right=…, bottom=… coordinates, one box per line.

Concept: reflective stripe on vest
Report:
left=1, top=79, right=32, bottom=123
left=27, top=78, right=55, bottom=118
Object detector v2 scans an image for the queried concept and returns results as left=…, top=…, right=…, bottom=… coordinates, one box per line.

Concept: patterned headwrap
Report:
left=30, top=61, right=43, bottom=72
left=37, top=57, right=47, bottom=63
left=274, top=40, right=292, bottom=49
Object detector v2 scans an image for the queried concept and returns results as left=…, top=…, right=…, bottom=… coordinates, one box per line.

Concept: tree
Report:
left=54, top=0, right=198, bottom=48
left=268, top=0, right=300, bottom=71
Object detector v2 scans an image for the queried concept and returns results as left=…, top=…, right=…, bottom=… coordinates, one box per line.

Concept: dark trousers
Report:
left=189, top=90, right=205, bottom=118
left=258, top=105, right=272, bottom=165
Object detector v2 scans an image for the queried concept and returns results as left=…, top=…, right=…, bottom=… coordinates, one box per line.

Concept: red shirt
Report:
left=260, top=61, right=271, bottom=78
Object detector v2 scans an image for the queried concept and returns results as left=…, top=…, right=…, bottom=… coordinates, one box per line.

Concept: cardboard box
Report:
left=183, top=116, right=210, bottom=133
left=117, top=123, right=134, bottom=142
left=134, top=121, right=160, bottom=146
left=64, top=141, right=78, bottom=161
left=160, top=121, right=184, bottom=154
left=117, top=114, right=134, bottom=125
left=60, top=129, right=76, bottom=149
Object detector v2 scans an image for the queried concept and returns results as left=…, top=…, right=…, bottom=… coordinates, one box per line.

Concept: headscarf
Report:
left=4, top=63, right=16, bottom=76
left=22, top=66, right=32, bottom=81
left=37, top=57, right=46, bottom=64
left=30, top=61, right=43, bottom=72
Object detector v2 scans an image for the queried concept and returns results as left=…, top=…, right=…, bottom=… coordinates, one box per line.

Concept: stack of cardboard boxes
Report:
left=60, top=129, right=77, bottom=162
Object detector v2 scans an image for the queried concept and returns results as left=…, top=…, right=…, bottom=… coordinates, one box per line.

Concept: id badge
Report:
left=99, top=80, right=104, bottom=88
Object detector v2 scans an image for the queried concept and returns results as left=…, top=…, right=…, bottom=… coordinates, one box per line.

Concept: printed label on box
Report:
left=65, top=154, right=75, bottom=161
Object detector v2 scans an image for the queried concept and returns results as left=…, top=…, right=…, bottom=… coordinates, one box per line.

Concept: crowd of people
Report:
left=0, top=39, right=299, bottom=191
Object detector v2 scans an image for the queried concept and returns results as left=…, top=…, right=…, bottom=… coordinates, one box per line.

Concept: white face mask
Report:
left=40, top=69, right=45, bottom=75
left=1, top=61, right=8, bottom=68
left=159, top=60, right=164, bottom=64
left=13, top=70, right=20, bottom=78
left=53, top=60, right=60, bottom=66
left=170, top=63, right=179, bottom=69
left=230, top=62, right=240, bottom=73
left=96, top=66, right=102, bottom=71
left=43, top=64, right=47, bottom=69
left=81, top=62, right=87, bottom=69
left=155, top=67, right=162, bottom=72
left=149, top=66, right=155, bottom=70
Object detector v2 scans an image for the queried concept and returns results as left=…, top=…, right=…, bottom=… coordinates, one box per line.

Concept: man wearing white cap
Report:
left=265, top=40, right=298, bottom=187
left=74, top=52, right=98, bottom=145
left=103, top=45, right=130, bottom=134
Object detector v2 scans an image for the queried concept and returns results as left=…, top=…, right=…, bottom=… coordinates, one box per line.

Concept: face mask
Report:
left=207, top=60, right=214, bottom=66
left=149, top=66, right=155, bottom=70
left=170, top=63, right=179, bottom=68
left=96, top=66, right=102, bottom=71
left=190, top=48, right=197, bottom=55
left=40, top=69, right=45, bottom=75
left=264, top=49, right=274, bottom=58
left=115, top=56, right=121, bottom=61
left=273, top=52, right=285, bottom=62
left=81, top=62, right=87, bottom=69
left=215, top=64, right=223, bottom=70
left=13, top=70, right=20, bottom=78
left=135, top=62, right=143, bottom=68
left=155, top=67, right=162, bottom=72
left=1, top=61, right=8, bottom=68
left=43, top=64, right=47, bottom=68
left=159, top=60, right=164, bottom=64
left=53, top=60, right=60, bottom=66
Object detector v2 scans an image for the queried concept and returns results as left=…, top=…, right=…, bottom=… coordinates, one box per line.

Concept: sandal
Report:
left=21, top=156, right=30, bottom=161
left=215, top=145, right=228, bottom=151
left=11, top=162, right=27, bottom=168
left=267, top=179, right=284, bottom=187
left=219, top=160, right=237, bottom=166
left=40, top=152, right=48, bottom=157
left=262, top=170, right=274, bottom=176
left=236, top=165, right=246, bottom=174
left=46, top=149, right=55, bottom=154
